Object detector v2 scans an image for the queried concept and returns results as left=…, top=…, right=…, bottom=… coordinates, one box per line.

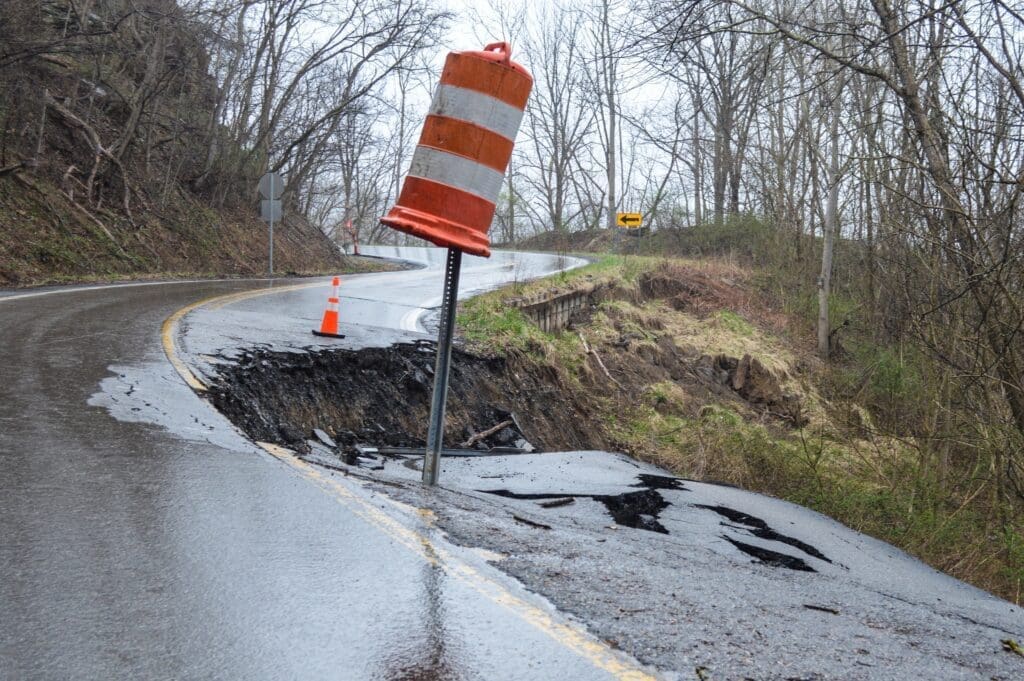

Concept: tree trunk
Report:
left=817, top=72, right=844, bottom=358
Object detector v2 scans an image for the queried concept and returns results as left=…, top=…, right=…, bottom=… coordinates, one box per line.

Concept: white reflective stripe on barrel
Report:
left=428, top=84, right=525, bottom=141
left=408, top=146, right=505, bottom=203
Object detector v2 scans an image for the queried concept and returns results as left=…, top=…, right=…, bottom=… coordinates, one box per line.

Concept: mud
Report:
left=208, top=341, right=607, bottom=458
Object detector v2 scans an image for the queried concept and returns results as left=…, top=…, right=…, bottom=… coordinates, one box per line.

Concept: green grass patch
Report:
left=714, top=310, right=754, bottom=337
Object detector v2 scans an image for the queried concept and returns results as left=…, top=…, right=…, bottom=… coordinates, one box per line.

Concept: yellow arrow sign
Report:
left=616, top=212, right=642, bottom=228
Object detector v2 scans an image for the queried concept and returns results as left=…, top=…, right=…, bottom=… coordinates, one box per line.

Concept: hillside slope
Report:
left=457, top=256, right=1024, bottom=603
left=0, top=171, right=348, bottom=286
left=0, top=1, right=348, bottom=287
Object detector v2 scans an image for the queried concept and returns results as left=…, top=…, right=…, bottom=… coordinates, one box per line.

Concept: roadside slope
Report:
left=173, top=249, right=1024, bottom=679
left=456, top=255, right=1024, bottom=604
left=0, top=2, right=348, bottom=286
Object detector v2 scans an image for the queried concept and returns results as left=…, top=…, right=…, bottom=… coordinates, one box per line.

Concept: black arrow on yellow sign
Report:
left=616, top=212, right=642, bottom=228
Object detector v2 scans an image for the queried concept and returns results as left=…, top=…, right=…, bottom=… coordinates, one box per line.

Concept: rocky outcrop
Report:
left=695, top=353, right=806, bottom=426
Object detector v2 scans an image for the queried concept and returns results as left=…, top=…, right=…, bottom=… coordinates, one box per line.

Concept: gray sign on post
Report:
left=260, top=199, right=282, bottom=222
left=258, top=171, right=284, bottom=199
left=258, top=172, right=283, bottom=275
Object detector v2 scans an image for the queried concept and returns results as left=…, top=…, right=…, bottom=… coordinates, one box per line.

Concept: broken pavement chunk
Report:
left=313, top=428, right=337, bottom=449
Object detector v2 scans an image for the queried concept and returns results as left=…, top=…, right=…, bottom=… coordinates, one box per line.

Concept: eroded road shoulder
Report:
left=197, top=335, right=1024, bottom=680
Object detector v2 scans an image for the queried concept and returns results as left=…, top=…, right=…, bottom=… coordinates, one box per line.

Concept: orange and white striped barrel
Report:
left=380, top=42, right=532, bottom=258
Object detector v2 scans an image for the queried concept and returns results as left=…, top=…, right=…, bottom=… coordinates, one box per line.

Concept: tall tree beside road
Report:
left=519, top=2, right=594, bottom=236
left=1, top=0, right=446, bottom=239
left=643, top=0, right=1024, bottom=495
left=190, top=0, right=448, bottom=211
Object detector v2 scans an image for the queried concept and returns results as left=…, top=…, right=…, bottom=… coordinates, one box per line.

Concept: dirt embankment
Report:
left=0, top=174, right=358, bottom=286
left=206, top=260, right=806, bottom=465
left=209, top=341, right=607, bottom=457
left=0, top=6, right=350, bottom=287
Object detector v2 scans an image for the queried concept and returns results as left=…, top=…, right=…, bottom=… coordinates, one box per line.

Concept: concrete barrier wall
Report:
left=513, top=286, right=602, bottom=333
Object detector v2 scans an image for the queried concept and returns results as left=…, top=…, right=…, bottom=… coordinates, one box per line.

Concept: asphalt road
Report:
left=1, top=250, right=657, bottom=680
left=4, top=246, right=1024, bottom=680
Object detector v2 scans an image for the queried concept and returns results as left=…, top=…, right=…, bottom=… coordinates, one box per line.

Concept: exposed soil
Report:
left=637, top=264, right=749, bottom=318
left=209, top=260, right=808, bottom=473
left=208, top=340, right=611, bottom=457
left=0, top=174, right=361, bottom=286
left=209, top=332, right=804, bottom=470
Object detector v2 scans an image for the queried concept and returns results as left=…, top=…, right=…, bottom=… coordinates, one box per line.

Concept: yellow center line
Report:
left=202, top=280, right=326, bottom=311
left=161, top=295, right=221, bottom=392
left=161, top=287, right=660, bottom=681
left=160, top=280, right=332, bottom=391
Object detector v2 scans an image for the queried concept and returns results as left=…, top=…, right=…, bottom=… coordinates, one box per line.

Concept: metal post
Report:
left=423, top=247, right=462, bottom=485
left=268, top=175, right=274, bottom=276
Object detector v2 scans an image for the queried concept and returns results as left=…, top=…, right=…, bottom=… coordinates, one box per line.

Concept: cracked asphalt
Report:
left=4, top=246, right=1023, bottom=680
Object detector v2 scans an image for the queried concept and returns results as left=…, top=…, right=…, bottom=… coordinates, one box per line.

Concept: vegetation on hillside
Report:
left=0, top=0, right=447, bottom=285
left=459, top=253, right=1024, bottom=603
left=503, top=1, right=1024, bottom=566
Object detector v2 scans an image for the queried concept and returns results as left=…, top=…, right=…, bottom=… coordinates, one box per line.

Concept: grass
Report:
left=0, top=174, right=372, bottom=288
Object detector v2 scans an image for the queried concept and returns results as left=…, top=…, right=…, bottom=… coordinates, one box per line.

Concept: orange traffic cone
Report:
left=312, top=276, right=346, bottom=338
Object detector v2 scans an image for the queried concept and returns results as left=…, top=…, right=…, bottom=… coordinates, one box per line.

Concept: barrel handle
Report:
left=483, top=41, right=512, bottom=65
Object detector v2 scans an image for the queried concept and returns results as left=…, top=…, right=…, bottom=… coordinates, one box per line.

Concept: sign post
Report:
left=378, top=42, right=533, bottom=486
left=258, top=172, right=284, bottom=275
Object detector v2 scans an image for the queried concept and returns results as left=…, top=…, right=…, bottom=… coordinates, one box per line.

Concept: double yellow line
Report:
left=160, top=281, right=324, bottom=391
left=162, top=285, right=659, bottom=681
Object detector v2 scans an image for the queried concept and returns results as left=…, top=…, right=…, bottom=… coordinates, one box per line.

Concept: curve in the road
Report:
left=158, top=267, right=656, bottom=681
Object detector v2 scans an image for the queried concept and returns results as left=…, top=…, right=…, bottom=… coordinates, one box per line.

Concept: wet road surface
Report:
left=2, top=250, right=658, bottom=679
left=6, top=246, right=1024, bottom=679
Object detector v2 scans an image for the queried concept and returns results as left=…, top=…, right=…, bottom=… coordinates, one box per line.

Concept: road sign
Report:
left=616, top=212, right=642, bottom=228
left=258, top=171, right=284, bottom=199
left=258, top=170, right=284, bottom=276
left=260, top=199, right=282, bottom=222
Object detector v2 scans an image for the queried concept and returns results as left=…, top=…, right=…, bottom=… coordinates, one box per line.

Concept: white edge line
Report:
left=0, top=277, right=277, bottom=304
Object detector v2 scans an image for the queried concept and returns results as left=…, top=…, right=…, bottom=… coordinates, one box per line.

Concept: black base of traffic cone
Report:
left=312, top=329, right=346, bottom=339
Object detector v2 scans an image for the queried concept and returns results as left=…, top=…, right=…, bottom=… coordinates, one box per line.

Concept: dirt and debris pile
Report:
left=543, top=262, right=809, bottom=428
left=208, top=341, right=608, bottom=458
left=637, top=264, right=747, bottom=317
left=692, top=354, right=807, bottom=426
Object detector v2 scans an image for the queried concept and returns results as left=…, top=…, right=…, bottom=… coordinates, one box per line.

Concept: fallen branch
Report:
left=67, top=197, right=127, bottom=257
left=44, top=92, right=139, bottom=224
left=459, top=419, right=514, bottom=448
left=512, top=514, right=552, bottom=530
left=579, top=332, right=623, bottom=389
left=0, top=161, right=28, bottom=177
left=538, top=497, right=575, bottom=509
